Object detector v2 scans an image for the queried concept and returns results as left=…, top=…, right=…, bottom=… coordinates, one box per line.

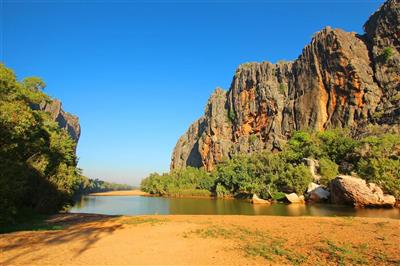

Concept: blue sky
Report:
left=2, top=0, right=384, bottom=185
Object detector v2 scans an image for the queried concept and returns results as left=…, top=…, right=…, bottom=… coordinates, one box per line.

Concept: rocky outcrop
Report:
left=33, top=99, right=81, bottom=142
left=171, top=0, right=400, bottom=171
left=364, top=0, right=400, bottom=125
left=330, top=175, right=396, bottom=207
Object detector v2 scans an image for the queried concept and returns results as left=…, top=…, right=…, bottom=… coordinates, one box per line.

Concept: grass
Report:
left=121, top=217, right=168, bottom=226
left=185, top=222, right=400, bottom=265
left=184, top=224, right=305, bottom=265
left=321, top=240, right=369, bottom=266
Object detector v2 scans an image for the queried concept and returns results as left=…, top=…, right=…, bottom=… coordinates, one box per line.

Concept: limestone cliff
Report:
left=32, top=99, right=80, bottom=142
left=171, top=0, right=400, bottom=171
left=40, top=99, right=81, bottom=142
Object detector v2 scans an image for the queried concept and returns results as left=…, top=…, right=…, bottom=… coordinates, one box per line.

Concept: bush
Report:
left=381, top=47, right=394, bottom=63
left=355, top=134, right=400, bottom=197
left=284, top=131, right=322, bottom=162
left=140, top=167, right=214, bottom=197
left=317, top=130, right=357, bottom=164
left=319, top=158, right=339, bottom=185
left=278, top=164, right=313, bottom=194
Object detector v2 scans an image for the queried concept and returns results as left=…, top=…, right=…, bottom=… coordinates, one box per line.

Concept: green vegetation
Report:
left=278, top=83, right=286, bottom=94
left=321, top=240, right=369, bottom=265
left=121, top=217, right=168, bottom=226
left=185, top=224, right=305, bottom=264
left=228, top=108, right=236, bottom=122
left=381, top=47, right=394, bottom=63
left=76, top=177, right=134, bottom=194
left=0, top=64, right=133, bottom=226
left=142, top=128, right=400, bottom=200
left=141, top=167, right=214, bottom=197
left=0, top=63, right=82, bottom=225
left=356, top=134, right=400, bottom=198
left=249, top=134, right=258, bottom=144
left=319, top=158, right=339, bottom=185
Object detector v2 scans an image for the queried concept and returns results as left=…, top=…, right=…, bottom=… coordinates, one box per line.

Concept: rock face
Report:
left=33, top=99, right=81, bottom=142
left=330, top=175, right=396, bottom=207
left=171, top=0, right=400, bottom=171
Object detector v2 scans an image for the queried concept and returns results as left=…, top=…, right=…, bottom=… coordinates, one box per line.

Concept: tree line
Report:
left=141, top=128, right=400, bottom=200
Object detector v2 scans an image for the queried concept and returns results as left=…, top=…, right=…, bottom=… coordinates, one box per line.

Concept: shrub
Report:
left=215, top=183, right=229, bottom=197
left=381, top=47, right=394, bottom=63
left=228, top=108, right=236, bottom=122
left=278, top=164, right=313, bottom=194
left=279, top=83, right=286, bottom=94
left=355, top=134, right=400, bottom=197
left=319, top=158, right=339, bottom=185
left=317, top=129, right=357, bottom=164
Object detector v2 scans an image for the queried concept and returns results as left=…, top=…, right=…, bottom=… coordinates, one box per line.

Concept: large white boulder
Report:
left=330, top=175, right=396, bottom=207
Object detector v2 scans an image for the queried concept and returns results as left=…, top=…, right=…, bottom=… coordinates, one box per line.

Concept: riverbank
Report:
left=88, top=189, right=149, bottom=196
left=1, top=214, right=399, bottom=265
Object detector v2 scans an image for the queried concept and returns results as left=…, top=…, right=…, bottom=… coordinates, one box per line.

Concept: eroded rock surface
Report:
left=33, top=99, right=81, bottom=142
left=171, top=0, right=400, bottom=171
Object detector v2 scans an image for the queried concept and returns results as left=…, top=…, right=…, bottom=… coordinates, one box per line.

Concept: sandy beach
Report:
left=88, top=190, right=149, bottom=196
left=1, top=213, right=399, bottom=265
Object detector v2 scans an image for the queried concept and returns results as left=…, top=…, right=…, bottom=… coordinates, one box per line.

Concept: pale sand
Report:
left=88, top=190, right=149, bottom=196
left=1, top=214, right=399, bottom=265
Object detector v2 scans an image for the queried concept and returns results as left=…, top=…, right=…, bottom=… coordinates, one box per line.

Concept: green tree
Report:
left=22, top=77, right=46, bottom=91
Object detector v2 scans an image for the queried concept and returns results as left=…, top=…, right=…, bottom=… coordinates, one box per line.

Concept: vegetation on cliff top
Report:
left=141, top=129, right=400, bottom=199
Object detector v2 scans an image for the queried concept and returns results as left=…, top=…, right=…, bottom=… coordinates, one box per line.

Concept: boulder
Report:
left=330, top=175, right=396, bottom=207
left=307, top=182, right=330, bottom=202
left=307, top=182, right=320, bottom=193
left=251, top=194, right=270, bottom=204
left=285, top=193, right=305, bottom=204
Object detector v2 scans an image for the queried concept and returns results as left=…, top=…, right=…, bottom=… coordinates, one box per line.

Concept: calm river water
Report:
left=69, top=195, right=400, bottom=219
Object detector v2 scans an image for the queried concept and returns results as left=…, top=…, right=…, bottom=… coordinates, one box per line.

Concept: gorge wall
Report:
left=171, top=0, right=400, bottom=171
left=31, top=99, right=81, bottom=142
left=39, top=99, right=81, bottom=142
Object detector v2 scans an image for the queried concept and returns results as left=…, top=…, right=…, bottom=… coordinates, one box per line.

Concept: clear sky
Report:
left=2, top=0, right=384, bottom=185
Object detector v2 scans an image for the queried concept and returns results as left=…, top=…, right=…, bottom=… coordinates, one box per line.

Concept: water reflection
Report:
left=69, top=196, right=400, bottom=219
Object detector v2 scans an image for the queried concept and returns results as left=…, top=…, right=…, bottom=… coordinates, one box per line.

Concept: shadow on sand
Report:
left=0, top=213, right=123, bottom=265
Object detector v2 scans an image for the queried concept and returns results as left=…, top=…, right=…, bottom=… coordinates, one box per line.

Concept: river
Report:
left=70, top=195, right=400, bottom=219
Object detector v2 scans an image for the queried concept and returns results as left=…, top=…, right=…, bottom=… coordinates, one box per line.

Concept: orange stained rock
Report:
left=330, top=88, right=337, bottom=112
left=240, top=90, right=248, bottom=106
left=241, top=123, right=253, bottom=135
left=340, top=95, right=347, bottom=107
left=354, top=91, right=364, bottom=108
